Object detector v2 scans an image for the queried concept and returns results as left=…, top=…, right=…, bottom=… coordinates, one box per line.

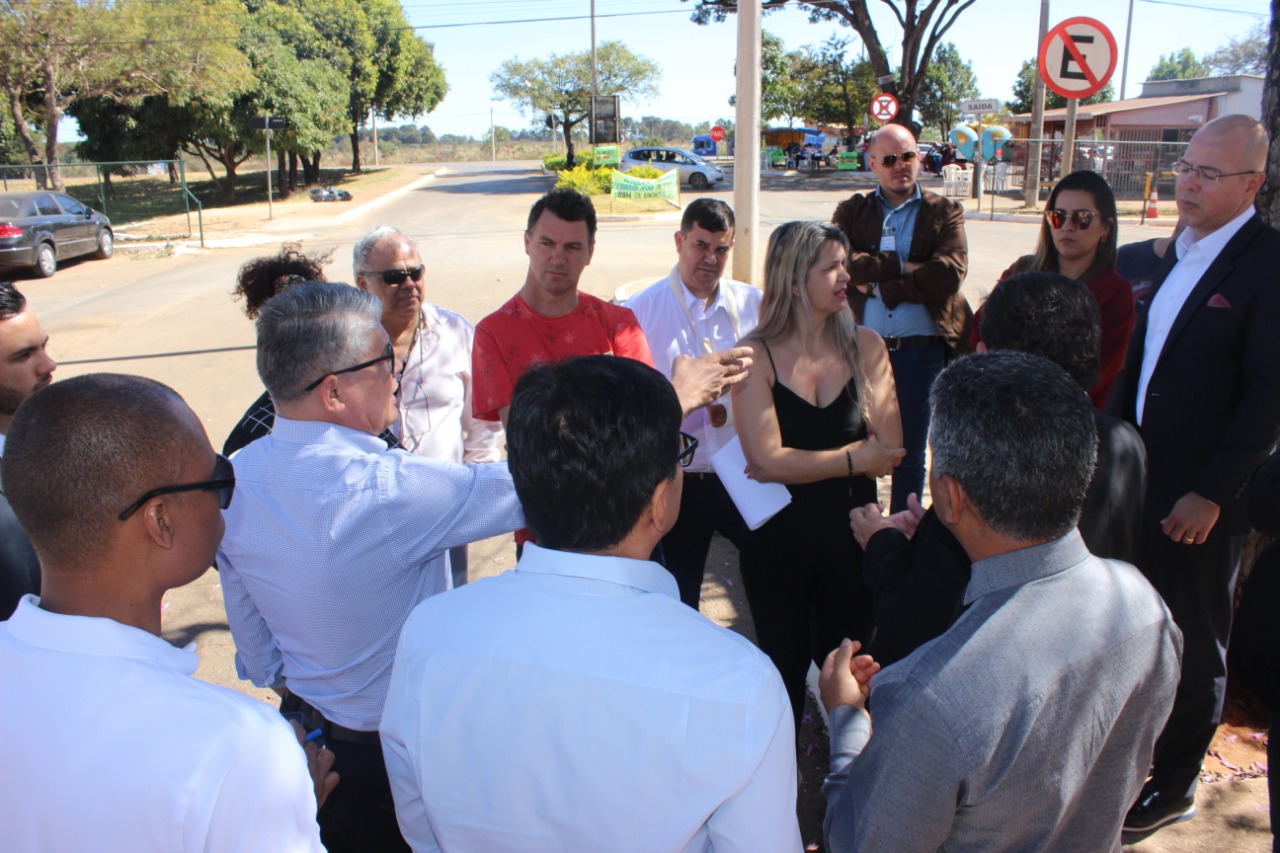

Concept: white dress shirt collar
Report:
left=671, top=264, right=729, bottom=316
left=517, top=542, right=680, bottom=600
left=7, top=594, right=197, bottom=671
left=1177, top=204, right=1255, bottom=262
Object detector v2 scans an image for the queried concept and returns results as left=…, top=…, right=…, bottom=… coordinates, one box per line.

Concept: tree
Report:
left=491, top=41, right=660, bottom=167
left=915, top=41, right=979, bottom=138
left=732, top=32, right=805, bottom=125
left=1206, top=22, right=1267, bottom=75
left=793, top=37, right=876, bottom=136
left=688, top=0, right=979, bottom=131
left=1257, top=2, right=1280, bottom=224
left=1008, top=58, right=1113, bottom=114
left=0, top=0, right=249, bottom=190
left=1148, top=48, right=1210, bottom=81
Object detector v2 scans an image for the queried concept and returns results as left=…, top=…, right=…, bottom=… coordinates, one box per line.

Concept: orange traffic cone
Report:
left=1146, top=187, right=1160, bottom=220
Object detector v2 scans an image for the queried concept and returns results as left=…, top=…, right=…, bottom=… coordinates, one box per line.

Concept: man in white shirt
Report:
left=217, top=283, right=524, bottom=852
left=626, top=199, right=761, bottom=607
left=1112, top=114, right=1280, bottom=840
left=382, top=355, right=801, bottom=852
left=0, top=281, right=53, bottom=617
left=353, top=226, right=502, bottom=587
left=0, top=373, right=330, bottom=851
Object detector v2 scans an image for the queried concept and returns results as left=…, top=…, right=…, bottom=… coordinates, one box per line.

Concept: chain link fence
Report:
left=0, top=160, right=202, bottom=241
left=970, top=137, right=1190, bottom=203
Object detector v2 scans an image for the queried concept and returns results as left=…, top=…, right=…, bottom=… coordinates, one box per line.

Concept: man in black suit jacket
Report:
left=1114, top=114, right=1280, bottom=841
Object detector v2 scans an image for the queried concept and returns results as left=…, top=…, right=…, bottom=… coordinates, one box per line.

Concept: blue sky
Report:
left=403, top=0, right=1269, bottom=138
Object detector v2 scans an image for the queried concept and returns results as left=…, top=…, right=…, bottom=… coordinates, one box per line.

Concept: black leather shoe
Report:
left=1121, top=785, right=1196, bottom=842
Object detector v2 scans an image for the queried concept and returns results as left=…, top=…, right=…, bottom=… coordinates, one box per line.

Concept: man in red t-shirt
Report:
left=473, top=188, right=751, bottom=427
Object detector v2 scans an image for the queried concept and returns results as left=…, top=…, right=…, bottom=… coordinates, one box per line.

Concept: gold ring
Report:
left=1183, top=537, right=1195, bottom=544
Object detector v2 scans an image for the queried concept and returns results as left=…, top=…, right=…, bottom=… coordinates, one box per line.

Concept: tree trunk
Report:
left=1260, top=0, right=1280, bottom=223
left=307, top=152, right=322, bottom=185
left=276, top=149, right=289, bottom=199
left=288, top=152, right=299, bottom=192
left=167, top=161, right=179, bottom=186
left=40, top=61, right=64, bottom=191
left=562, top=116, right=576, bottom=168
left=7, top=89, right=46, bottom=189
left=349, top=126, right=362, bottom=173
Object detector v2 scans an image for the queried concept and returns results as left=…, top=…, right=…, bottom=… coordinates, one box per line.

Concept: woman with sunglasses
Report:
left=972, top=169, right=1135, bottom=409
left=732, top=221, right=904, bottom=731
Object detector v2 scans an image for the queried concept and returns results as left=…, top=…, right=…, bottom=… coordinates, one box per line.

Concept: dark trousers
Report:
left=280, top=694, right=410, bottom=853
left=662, top=472, right=750, bottom=608
left=1135, top=524, right=1242, bottom=800
left=449, top=544, right=468, bottom=588
left=887, top=343, right=946, bottom=513
left=740, top=498, right=873, bottom=731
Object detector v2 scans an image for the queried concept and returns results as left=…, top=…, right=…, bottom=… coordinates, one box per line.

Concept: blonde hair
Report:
left=753, top=221, right=871, bottom=418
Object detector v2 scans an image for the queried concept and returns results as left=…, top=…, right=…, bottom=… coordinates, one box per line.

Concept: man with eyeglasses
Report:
left=354, top=226, right=501, bottom=587
left=1113, top=113, right=1280, bottom=841
left=217, top=282, right=524, bottom=852
left=0, top=374, right=333, bottom=851
left=832, top=122, right=970, bottom=514
left=0, top=282, right=52, bottom=618
left=381, top=355, right=801, bottom=851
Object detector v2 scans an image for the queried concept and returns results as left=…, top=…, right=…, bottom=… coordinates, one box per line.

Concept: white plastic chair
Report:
left=992, top=161, right=1011, bottom=192
left=941, top=164, right=960, bottom=196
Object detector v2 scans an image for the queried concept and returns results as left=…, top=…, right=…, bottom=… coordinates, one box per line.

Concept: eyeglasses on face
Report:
left=1171, top=160, right=1258, bottom=183
left=118, top=453, right=235, bottom=521
left=364, top=265, right=425, bottom=286
left=876, top=150, right=918, bottom=167
left=677, top=431, right=699, bottom=468
left=303, top=343, right=396, bottom=392
left=1045, top=208, right=1097, bottom=230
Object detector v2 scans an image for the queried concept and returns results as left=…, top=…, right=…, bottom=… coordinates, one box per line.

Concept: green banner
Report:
left=593, top=145, right=621, bottom=166
left=610, top=169, right=679, bottom=201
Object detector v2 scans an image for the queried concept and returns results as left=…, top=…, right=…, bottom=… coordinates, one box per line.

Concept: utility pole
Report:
left=1120, top=0, right=1135, bottom=100
left=733, top=0, right=762, bottom=284
left=589, top=0, right=599, bottom=144
left=1023, top=0, right=1050, bottom=209
left=490, top=107, right=497, bottom=162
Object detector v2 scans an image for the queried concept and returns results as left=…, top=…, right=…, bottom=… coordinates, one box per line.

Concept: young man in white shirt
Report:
left=626, top=199, right=761, bottom=608
left=382, top=355, right=801, bottom=852
left=0, top=373, right=332, bottom=851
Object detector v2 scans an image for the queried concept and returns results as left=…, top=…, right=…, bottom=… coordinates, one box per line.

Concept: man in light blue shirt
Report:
left=382, top=355, right=800, bottom=852
left=821, top=352, right=1181, bottom=852
left=218, top=282, right=523, bottom=853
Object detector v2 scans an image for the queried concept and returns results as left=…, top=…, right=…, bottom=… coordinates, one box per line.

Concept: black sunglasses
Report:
left=364, top=266, right=425, bottom=286
left=1045, top=208, right=1097, bottom=230
left=678, top=431, right=699, bottom=468
left=303, top=343, right=396, bottom=392
left=118, top=453, right=235, bottom=521
left=876, top=150, right=918, bottom=167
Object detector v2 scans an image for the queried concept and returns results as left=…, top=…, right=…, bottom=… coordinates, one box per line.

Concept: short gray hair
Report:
left=353, top=226, right=413, bottom=273
left=256, top=282, right=382, bottom=403
left=930, top=351, right=1097, bottom=542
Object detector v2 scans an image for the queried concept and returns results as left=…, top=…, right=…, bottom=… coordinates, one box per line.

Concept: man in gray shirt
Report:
left=820, top=351, right=1182, bottom=852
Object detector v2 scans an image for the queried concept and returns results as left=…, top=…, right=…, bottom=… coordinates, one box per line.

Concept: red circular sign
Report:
left=871, top=93, right=899, bottom=123
left=1037, top=17, right=1117, bottom=101
left=710, top=125, right=725, bottom=142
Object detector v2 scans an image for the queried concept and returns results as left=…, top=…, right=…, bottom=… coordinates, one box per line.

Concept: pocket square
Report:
left=1207, top=293, right=1232, bottom=308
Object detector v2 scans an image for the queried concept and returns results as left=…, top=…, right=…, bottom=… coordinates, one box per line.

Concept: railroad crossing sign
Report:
left=1037, top=17, right=1117, bottom=101
left=870, top=93, right=899, bottom=123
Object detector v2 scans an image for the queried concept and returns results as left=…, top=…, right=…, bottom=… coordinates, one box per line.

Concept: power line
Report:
left=1137, top=0, right=1268, bottom=16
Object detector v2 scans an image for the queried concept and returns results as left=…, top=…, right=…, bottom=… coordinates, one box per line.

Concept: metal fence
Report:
left=974, top=138, right=1190, bottom=202
left=0, top=160, right=202, bottom=241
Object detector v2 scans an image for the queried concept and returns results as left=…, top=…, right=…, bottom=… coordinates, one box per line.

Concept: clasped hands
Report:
left=848, top=491, right=924, bottom=549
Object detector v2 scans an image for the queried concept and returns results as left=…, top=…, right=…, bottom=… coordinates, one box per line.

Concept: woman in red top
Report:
left=973, top=170, right=1135, bottom=409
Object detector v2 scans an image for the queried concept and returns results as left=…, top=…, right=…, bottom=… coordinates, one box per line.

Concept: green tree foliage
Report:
left=1205, top=23, right=1267, bottom=75
left=1008, top=58, right=1113, bottom=114
left=916, top=42, right=979, bottom=139
left=689, top=0, right=979, bottom=131
left=756, top=32, right=805, bottom=125
left=793, top=36, right=878, bottom=136
left=0, top=0, right=250, bottom=190
left=491, top=41, right=660, bottom=167
left=1148, top=48, right=1210, bottom=81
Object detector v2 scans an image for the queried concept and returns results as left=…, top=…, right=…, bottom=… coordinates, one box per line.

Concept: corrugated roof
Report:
left=1008, top=93, right=1225, bottom=122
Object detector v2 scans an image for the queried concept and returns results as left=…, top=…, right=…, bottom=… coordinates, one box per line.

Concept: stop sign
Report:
left=710, top=125, right=725, bottom=142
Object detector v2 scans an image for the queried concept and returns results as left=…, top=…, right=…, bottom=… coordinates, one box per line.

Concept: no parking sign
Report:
left=870, top=93, right=899, bottom=123
left=1037, top=17, right=1117, bottom=101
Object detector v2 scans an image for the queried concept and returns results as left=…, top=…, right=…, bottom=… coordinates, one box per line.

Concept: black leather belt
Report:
left=280, top=692, right=381, bottom=746
left=686, top=471, right=719, bottom=480
left=881, top=334, right=945, bottom=352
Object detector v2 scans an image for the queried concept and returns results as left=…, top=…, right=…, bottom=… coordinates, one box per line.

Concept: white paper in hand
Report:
left=710, top=436, right=792, bottom=530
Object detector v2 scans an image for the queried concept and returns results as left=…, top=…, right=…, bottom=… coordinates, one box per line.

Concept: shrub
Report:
left=542, top=153, right=567, bottom=172
left=626, top=165, right=665, bottom=180
left=554, top=162, right=616, bottom=195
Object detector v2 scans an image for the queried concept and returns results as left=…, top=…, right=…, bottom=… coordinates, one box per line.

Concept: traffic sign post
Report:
left=710, top=125, right=725, bottom=143
left=1037, top=18, right=1117, bottom=181
left=870, top=93, right=898, bottom=124
left=250, top=115, right=288, bottom=220
left=960, top=98, right=1000, bottom=204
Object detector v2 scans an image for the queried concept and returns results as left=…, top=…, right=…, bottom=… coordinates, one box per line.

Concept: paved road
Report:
left=12, top=161, right=1266, bottom=851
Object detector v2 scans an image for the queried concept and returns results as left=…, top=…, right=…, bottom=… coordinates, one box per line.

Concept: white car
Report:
left=620, top=147, right=726, bottom=189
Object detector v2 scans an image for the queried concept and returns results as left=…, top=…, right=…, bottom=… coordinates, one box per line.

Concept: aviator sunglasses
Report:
left=1044, top=208, right=1097, bottom=230
left=365, top=265, right=425, bottom=286
left=875, top=150, right=918, bottom=167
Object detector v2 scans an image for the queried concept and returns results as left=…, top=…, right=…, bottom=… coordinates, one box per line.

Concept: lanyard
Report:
left=668, top=268, right=741, bottom=354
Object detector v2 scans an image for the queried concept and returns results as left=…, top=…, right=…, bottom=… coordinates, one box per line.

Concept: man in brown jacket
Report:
left=832, top=123, right=970, bottom=512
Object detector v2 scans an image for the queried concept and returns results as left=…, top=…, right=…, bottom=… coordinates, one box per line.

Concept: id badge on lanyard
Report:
left=880, top=224, right=896, bottom=255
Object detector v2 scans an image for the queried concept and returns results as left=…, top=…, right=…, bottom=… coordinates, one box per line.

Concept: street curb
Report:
left=336, top=167, right=448, bottom=223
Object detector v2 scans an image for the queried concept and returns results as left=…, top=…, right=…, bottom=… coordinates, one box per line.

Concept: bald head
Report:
left=869, top=123, right=921, bottom=204
left=1197, top=114, right=1268, bottom=171
left=1178, top=114, right=1268, bottom=237
left=2, top=374, right=201, bottom=569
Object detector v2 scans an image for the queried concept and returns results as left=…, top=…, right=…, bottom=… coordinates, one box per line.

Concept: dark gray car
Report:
left=0, top=191, right=114, bottom=278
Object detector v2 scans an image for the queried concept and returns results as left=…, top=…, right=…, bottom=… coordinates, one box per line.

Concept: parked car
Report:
left=0, top=191, right=113, bottom=278
left=620, top=147, right=726, bottom=189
